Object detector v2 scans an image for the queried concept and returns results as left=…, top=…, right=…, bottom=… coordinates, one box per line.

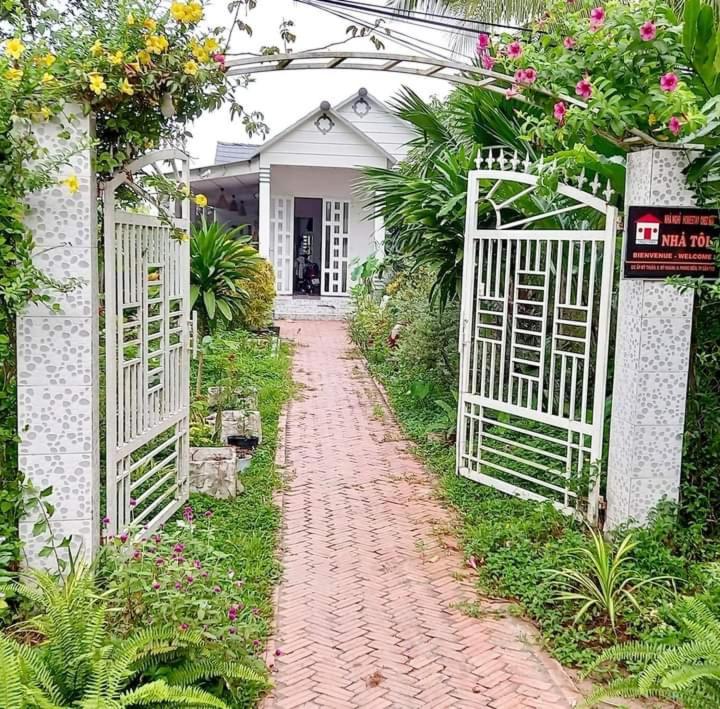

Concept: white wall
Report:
left=260, top=111, right=389, bottom=170
left=336, top=95, right=415, bottom=162
left=270, top=165, right=377, bottom=287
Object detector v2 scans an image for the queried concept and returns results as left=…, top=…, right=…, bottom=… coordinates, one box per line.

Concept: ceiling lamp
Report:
left=216, top=187, right=229, bottom=210
left=229, top=194, right=239, bottom=212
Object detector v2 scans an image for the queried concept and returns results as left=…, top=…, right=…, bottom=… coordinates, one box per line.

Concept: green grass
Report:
left=186, top=329, right=293, bottom=706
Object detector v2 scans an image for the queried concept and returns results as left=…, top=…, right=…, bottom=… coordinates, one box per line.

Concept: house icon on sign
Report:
left=635, top=213, right=661, bottom=246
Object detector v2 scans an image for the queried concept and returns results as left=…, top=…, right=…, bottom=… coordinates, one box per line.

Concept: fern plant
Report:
left=550, top=530, right=675, bottom=632
left=0, top=566, right=267, bottom=708
left=583, top=596, right=720, bottom=708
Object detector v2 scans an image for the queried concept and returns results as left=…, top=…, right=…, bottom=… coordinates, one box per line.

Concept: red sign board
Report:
left=624, top=206, right=719, bottom=279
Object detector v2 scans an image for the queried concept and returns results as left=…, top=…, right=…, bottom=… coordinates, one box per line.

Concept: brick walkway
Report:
left=266, top=321, right=580, bottom=708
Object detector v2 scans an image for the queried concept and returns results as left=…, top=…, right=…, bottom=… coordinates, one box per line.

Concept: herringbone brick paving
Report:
left=266, top=321, right=580, bottom=708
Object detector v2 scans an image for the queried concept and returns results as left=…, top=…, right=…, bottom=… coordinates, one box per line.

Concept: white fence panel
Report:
left=104, top=149, right=191, bottom=535
left=457, top=154, right=617, bottom=521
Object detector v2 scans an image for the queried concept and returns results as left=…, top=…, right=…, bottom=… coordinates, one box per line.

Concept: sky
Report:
left=187, top=0, right=454, bottom=166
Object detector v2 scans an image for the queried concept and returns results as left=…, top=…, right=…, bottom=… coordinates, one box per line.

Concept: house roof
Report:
left=636, top=213, right=662, bottom=224
left=214, top=142, right=259, bottom=164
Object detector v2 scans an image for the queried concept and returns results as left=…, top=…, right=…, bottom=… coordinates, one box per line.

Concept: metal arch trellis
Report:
left=225, top=50, right=658, bottom=147
left=456, top=148, right=617, bottom=522
left=103, top=148, right=192, bottom=536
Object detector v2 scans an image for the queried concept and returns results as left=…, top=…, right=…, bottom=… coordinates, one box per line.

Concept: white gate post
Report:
left=17, top=106, right=100, bottom=565
left=605, top=148, right=696, bottom=529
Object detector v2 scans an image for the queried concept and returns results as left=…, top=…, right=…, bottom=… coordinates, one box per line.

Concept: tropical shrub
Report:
left=585, top=595, right=720, bottom=707
left=550, top=530, right=675, bottom=632
left=191, top=219, right=263, bottom=335
left=235, top=258, right=276, bottom=332
left=0, top=566, right=266, bottom=707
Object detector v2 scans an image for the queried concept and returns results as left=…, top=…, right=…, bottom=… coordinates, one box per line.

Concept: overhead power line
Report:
left=305, top=0, right=543, bottom=36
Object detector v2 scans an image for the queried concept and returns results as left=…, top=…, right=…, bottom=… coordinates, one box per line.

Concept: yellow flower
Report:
left=5, top=67, right=23, bottom=81
left=194, top=194, right=208, bottom=208
left=137, top=50, right=152, bottom=64
left=171, top=1, right=188, bottom=21
left=40, top=106, right=52, bottom=120
left=119, top=78, right=134, bottom=95
left=127, top=12, right=135, bottom=25
left=5, top=38, right=24, bottom=60
left=648, top=113, right=657, bottom=126
left=88, top=72, right=107, bottom=95
left=90, top=39, right=103, bottom=57
left=42, top=53, right=56, bottom=67
left=191, top=40, right=210, bottom=63
left=41, top=72, right=54, bottom=83
left=62, top=175, right=80, bottom=193
left=203, top=37, right=220, bottom=53
left=143, top=17, right=157, bottom=31
left=186, top=1, right=203, bottom=22
left=183, top=59, right=198, bottom=76
left=108, top=50, right=124, bottom=65
left=146, top=34, right=168, bottom=54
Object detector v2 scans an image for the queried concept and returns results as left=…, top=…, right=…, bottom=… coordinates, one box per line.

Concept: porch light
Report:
left=230, top=194, right=239, bottom=212
left=217, top=187, right=229, bottom=209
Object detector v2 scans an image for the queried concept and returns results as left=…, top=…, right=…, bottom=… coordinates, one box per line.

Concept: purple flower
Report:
left=228, top=605, right=239, bottom=621
left=228, top=627, right=237, bottom=635
left=102, top=516, right=111, bottom=527
left=275, top=648, right=284, bottom=657
left=186, top=575, right=194, bottom=584
left=201, top=571, right=209, bottom=578
left=173, top=543, right=185, bottom=555
left=213, top=586, right=222, bottom=593
left=183, top=506, right=194, bottom=523
left=175, top=557, right=185, bottom=565
left=174, top=581, right=183, bottom=591
left=193, top=559, right=202, bottom=569
left=129, top=498, right=137, bottom=508
left=204, top=510, right=214, bottom=519
left=155, top=557, right=166, bottom=566
left=132, top=550, right=142, bottom=561
left=152, top=534, right=161, bottom=544
left=179, top=623, right=189, bottom=631
left=253, top=639, right=261, bottom=647
left=151, top=580, right=161, bottom=590
left=119, top=532, right=129, bottom=544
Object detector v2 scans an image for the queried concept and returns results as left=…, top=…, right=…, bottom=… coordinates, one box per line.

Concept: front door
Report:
left=270, top=196, right=294, bottom=295
left=321, top=199, right=350, bottom=295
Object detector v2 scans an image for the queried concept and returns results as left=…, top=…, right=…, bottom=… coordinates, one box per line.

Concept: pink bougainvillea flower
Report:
left=506, top=41, right=523, bottom=59
left=640, top=21, right=657, bottom=41
left=563, top=36, right=576, bottom=49
left=476, top=32, right=490, bottom=52
left=590, top=7, right=605, bottom=23
left=668, top=116, right=682, bottom=135
left=553, top=101, right=567, bottom=123
left=481, top=53, right=496, bottom=70
left=575, top=78, right=593, bottom=99
left=660, top=72, right=679, bottom=92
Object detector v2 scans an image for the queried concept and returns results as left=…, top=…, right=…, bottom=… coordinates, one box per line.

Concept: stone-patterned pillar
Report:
left=17, top=106, right=100, bottom=564
left=258, top=166, right=271, bottom=259
left=605, top=148, right=695, bottom=529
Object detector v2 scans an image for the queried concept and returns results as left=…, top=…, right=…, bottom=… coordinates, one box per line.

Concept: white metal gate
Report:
left=457, top=151, right=617, bottom=520
left=270, top=196, right=294, bottom=295
left=104, top=149, right=191, bottom=535
left=322, top=199, right=350, bottom=295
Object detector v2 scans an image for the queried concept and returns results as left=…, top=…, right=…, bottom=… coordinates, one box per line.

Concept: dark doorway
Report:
left=293, top=198, right=323, bottom=296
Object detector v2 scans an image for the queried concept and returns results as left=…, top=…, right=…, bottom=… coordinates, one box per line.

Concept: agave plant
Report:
left=582, top=595, right=720, bottom=708
left=0, top=566, right=266, bottom=708
left=550, top=529, right=675, bottom=632
left=190, top=218, right=263, bottom=336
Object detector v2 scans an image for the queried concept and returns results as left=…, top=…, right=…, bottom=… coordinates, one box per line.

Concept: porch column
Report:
left=258, top=166, right=271, bottom=260
left=18, top=106, right=100, bottom=565
left=605, top=148, right=696, bottom=529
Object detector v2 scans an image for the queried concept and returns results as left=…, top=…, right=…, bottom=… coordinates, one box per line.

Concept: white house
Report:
left=189, top=89, right=414, bottom=318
